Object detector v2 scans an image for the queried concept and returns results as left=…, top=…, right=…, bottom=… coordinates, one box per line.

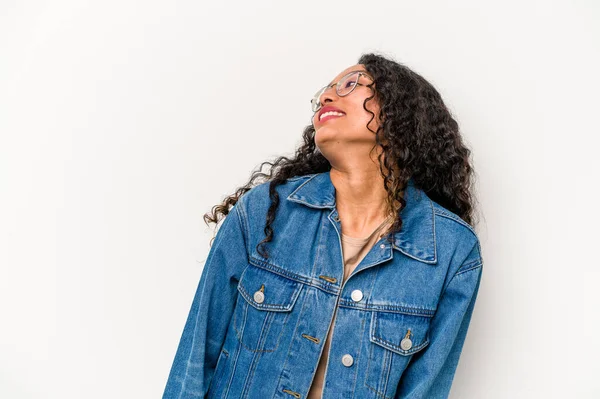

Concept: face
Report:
left=311, top=64, right=382, bottom=163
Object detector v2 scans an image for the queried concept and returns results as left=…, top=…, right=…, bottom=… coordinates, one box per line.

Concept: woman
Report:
left=163, top=53, right=484, bottom=399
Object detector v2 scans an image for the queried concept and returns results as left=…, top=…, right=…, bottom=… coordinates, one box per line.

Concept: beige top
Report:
left=306, top=215, right=394, bottom=398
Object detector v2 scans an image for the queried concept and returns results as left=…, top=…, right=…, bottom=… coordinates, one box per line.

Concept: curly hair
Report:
left=203, top=52, right=480, bottom=258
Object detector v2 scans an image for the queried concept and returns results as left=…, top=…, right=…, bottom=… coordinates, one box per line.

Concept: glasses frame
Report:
left=311, top=71, right=374, bottom=113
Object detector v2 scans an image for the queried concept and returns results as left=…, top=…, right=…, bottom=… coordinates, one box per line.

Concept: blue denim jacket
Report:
left=163, top=171, right=483, bottom=399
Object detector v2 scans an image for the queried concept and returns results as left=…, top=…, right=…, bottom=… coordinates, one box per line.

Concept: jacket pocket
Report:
left=365, top=310, right=432, bottom=398
left=233, top=264, right=303, bottom=352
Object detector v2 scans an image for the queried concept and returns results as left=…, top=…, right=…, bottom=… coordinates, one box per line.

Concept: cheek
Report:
left=351, top=94, right=380, bottom=118
left=350, top=103, right=379, bottom=126
left=362, top=101, right=382, bottom=129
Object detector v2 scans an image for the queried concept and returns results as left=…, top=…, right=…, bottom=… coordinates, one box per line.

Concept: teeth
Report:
left=320, top=111, right=345, bottom=120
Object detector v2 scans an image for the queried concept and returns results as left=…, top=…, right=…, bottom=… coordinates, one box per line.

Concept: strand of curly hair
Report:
left=203, top=52, right=481, bottom=258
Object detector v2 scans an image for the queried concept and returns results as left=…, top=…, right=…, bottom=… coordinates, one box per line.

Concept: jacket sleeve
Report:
left=162, top=199, right=249, bottom=398
left=395, top=241, right=484, bottom=399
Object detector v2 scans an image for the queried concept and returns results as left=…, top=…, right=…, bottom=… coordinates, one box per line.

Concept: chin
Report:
left=315, top=125, right=342, bottom=139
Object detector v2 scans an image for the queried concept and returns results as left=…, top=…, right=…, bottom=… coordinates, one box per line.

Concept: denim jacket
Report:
left=163, top=171, right=484, bottom=399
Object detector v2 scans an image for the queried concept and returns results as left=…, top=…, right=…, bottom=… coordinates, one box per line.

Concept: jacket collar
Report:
left=286, top=170, right=437, bottom=264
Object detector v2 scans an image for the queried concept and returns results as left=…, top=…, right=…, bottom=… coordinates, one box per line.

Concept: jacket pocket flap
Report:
left=370, top=310, right=432, bottom=356
left=237, top=265, right=303, bottom=312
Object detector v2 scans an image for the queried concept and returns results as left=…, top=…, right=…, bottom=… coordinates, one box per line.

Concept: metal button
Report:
left=350, top=289, right=363, bottom=302
left=253, top=291, right=265, bottom=304
left=341, top=354, right=354, bottom=367
left=380, top=243, right=385, bottom=249
left=333, top=215, right=340, bottom=222
left=400, top=337, right=413, bottom=350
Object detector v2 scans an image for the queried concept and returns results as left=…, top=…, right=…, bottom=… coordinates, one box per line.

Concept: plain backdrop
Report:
left=1, top=0, right=599, bottom=398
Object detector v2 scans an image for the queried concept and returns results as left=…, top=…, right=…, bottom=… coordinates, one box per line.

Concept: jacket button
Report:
left=350, top=289, right=363, bottom=302
left=253, top=291, right=265, bottom=304
left=380, top=243, right=385, bottom=249
left=400, top=337, right=413, bottom=350
left=341, top=354, right=354, bottom=367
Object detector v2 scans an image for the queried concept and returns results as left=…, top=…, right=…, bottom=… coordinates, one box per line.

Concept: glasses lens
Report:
left=311, top=87, right=326, bottom=112
left=337, top=72, right=360, bottom=96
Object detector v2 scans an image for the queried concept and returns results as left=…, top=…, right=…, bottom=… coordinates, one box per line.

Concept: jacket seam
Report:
left=458, top=257, right=483, bottom=272
left=456, top=263, right=482, bottom=276
left=235, top=197, right=251, bottom=260
left=286, top=174, right=316, bottom=182
left=276, top=277, right=312, bottom=396
left=440, top=241, right=483, bottom=297
left=311, top=209, right=327, bottom=282
left=248, top=256, right=340, bottom=295
left=338, top=301, right=436, bottom=316
left=433, top=208, right=479, bottom=241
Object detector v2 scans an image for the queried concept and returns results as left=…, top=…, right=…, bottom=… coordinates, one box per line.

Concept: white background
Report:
left=1, top=0, right=599, bottom=397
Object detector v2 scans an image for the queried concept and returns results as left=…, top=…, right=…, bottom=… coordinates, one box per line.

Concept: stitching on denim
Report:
left=440, top=239, right=483, bottom=296
left=248, top=257, right=312, bottom=284
left=384, top=195, right=438, bottom=264
left=365, top=337, right=375, bottom=391
left=223, top=340, right=242, bottom=398
left=459, top=256, right=483, bottom=270
left=390, top=245, right=437, bottom=264
left=233, top=302, right=279, bottom=352
left=370, top=335, right=430, bottom=356
left=364, top=340, right=394, bottom=399
left=365, top=383, right=393, bottom=399
left=456, top=263, right=482, bottom=276
left=425, top=196, right=437, bottom=263
left=234, top=269, right=303, bottom=355
left=248, top=256, right=340, bottom=295
left=236, top=266, right=304, bottom=312
left=346, top=249, right=395, bottom=277
left=240, top=310, right=276, bottom=398
left=238, top=282, right=301, bottom=311
left=240, top=350, right=256, bottom=398
left=287, top=198, right=334, bottom=208
left=232, top=301, right=291, bottom=354
left=433, top=207, right=480, bottom=240
left=276, top=285, right=309, bottom=393
left=369, top=312, right=430, bottom=356
left=349, top=312, right=367, bottom=397
left=361, top=267, right=382, bottom=396
left=338, top=301, right=436, bottom=316
left=309, top=208, right=327, bottom=284
left=181, top=196, right=237, bottom=395
left=210, top=349, right=229, bottom=396
left=382, top=349, right=393, bottom=399
left=286, top=174, right=316, bottom=182
left=235, top=198, right=251, bottom=260
left=476, top=238, right=484, bottom=265
left=365, top=312, right=425, bottom=399
left=318, top=289, right=344, bottom=389
left=286, top=173, right=321, bottom=200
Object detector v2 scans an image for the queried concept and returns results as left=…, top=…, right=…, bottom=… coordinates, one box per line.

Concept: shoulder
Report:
left=429, top=199, right=483, bottom=270
left=431, top=201, right=479, bottom=241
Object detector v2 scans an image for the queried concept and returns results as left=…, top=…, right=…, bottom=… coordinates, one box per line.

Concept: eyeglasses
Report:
left=310, top=70, right=373, bottom=113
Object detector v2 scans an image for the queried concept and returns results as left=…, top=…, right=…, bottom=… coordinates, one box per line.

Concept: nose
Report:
left=318, top=85, right=337, bottom=109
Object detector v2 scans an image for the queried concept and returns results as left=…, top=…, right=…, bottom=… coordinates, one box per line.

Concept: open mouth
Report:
left=319, top=111, right=345, bottom=122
